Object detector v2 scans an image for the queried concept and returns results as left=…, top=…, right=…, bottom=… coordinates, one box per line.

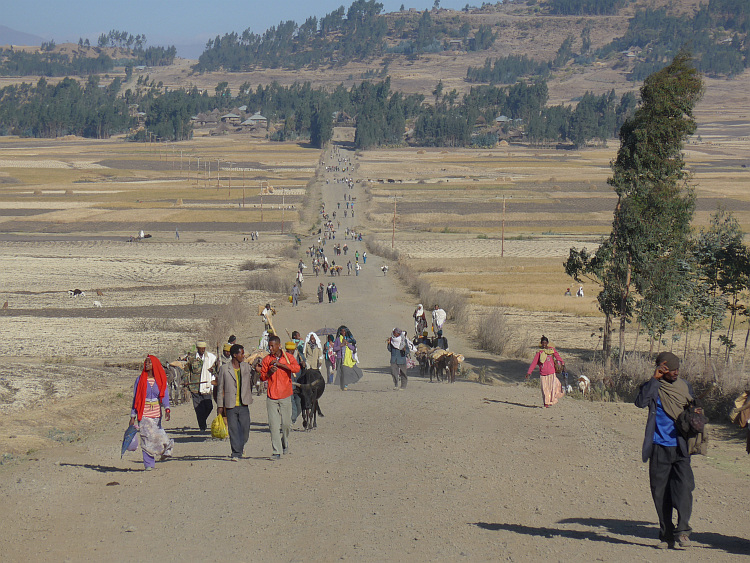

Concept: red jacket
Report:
left=260, top=351, right=300, bottom=400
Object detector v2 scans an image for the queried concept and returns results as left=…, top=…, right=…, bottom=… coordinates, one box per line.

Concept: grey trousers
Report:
left=225, top=405, right=250, bottom=458
left=391, top=363, right=407, bottom=388
left=266, top=396, right=292, bottom=455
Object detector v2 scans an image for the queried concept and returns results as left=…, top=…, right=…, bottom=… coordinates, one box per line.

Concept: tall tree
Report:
left=565, top=52, right=703, bottom=368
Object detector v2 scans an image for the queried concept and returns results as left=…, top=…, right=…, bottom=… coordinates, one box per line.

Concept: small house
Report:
left=242, top=112, right=268, bottom=128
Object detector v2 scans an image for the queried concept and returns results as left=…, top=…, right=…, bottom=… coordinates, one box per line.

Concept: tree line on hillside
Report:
left=0, top=50, right=115, bottom=77
left=466, top=1, right=748, bottom=86
left=598, top=2, right=750, bottom=79
left=546, top=0, right=627, bottom=16
left=0, top=29, right=176, bottom=77
left=194, top=0, right=495, bottom=72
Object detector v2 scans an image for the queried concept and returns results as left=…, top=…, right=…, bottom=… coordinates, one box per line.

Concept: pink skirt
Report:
left=540, top=373, right=563, bottom=407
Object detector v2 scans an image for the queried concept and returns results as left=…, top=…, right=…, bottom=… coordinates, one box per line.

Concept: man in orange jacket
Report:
left=260, top=335, right=300, bottom=460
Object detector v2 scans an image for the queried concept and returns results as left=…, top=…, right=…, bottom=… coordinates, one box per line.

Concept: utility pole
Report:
left=260, top=181, right=266, bottom=223
left=501, top=195, right=506, bottom=258
left=392, top=196, right=397, bottom=249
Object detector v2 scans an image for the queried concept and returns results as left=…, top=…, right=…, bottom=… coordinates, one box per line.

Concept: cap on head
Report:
left=196, top=341, right=207, bottom=349
left=655, top=351, right=680, bottom=371
left=223, top=343, right=231, bottom=352
left=285, top=341, right=297, bottom=351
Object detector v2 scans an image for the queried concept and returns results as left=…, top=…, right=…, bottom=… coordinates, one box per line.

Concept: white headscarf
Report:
left=415, top=304, right=424, bottom=317
left=305, top=332, right=321, bottom=349
left=390, top=328, right=406, bottom=350
left=432, top=307, right=447, bottom=328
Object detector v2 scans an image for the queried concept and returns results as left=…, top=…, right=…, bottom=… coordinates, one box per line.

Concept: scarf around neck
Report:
left=658, top=377, right=691, bottom=420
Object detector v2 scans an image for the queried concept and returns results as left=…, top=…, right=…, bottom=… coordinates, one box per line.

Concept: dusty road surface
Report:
left=1, top=144, right=749, bottom=562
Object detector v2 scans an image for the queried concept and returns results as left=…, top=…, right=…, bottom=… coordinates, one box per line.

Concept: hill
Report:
left=0, top=25, right=44, bottom=48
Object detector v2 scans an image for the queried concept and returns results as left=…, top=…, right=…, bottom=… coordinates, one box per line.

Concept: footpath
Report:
left=0, top=143, right=749, bottom=562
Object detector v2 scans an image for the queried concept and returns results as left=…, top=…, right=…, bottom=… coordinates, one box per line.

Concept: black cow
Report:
left=294, top=368, right=325, bottom=430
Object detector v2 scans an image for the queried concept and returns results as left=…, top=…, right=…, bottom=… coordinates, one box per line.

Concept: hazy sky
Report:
left=6, top=0, right=472, bottom=57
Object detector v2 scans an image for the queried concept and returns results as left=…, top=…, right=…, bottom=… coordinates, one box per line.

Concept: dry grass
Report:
left=239, top=259, right=275, bottom=271
left=245, top=269, right=291, bottom=294
left=476, top=309, right=532, bottom=358
left=394, top=261, right=469, bottom=327
left=204, top=294, right=256, bottom=350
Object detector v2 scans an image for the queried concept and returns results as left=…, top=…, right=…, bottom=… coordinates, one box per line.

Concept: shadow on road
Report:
left=559, top=518, right=750, bottom=556
left=475, top=518, right=750, bottom=555
left=482, top=398, right=539, bottom=409
left=472, top=521, right=650, bottom=547
left=60, top=463, right=140, bottom=473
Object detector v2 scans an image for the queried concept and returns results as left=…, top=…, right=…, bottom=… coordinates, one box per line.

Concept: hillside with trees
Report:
left=194, top=0, right=496, bottom=72
left=0, top=29, right=176, bottom=77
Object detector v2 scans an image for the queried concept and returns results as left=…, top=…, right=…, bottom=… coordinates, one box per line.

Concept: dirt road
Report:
left=1, top=144, right=749, bottom=562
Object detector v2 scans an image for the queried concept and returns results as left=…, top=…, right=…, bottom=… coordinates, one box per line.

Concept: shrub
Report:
left=476, top=309, right=530, bottom=357
left=204, top=294, right=255, bottom=350
left=239, top=260, right=274, bottom=271
left=245, top=270, right=290, bottom=294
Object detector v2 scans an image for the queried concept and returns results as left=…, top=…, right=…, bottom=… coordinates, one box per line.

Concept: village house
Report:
left=242, top=111, right=268, bottom=128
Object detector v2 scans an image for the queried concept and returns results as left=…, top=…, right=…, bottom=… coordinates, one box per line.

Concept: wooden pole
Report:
left=392, top=196, right=396, bottom=249
left=281, top=186, right=285, bottom=234
left=501, top=195, right=505, bottom=258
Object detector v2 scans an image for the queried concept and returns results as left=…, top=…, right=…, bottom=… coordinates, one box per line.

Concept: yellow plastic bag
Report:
left=211, top=415, right=228, bottom=439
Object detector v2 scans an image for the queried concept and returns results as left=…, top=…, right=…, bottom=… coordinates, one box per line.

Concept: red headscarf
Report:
left=133, top=354, right=167, bottom=421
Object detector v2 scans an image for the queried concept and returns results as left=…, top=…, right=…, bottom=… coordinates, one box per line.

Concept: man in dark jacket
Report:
left=635, top=352, right=695, bottom=550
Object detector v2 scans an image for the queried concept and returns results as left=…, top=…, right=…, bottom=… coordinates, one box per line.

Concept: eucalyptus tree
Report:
left=565, top=52, right=703, bottom=368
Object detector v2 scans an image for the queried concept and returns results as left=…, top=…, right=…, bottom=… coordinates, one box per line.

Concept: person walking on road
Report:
left=635, top=352, right=701, bottom=550
left=129, top=355, right=173, bottom=470
left=317, top=283, right=325, bottom=304
left=183, top=341, right=217, bottom=431
left=334, top=326, right=363, bottom=390
left=526, top=336, right=564, bottom=408
left=291, top=283, right=300, bottom=307
left=260, top=336, right=300, bottom=460
left=216, top=344, right=254, bottom=460
left=387, top=328, right=409, bottom=390
left=432, top=304, right=446, bottom=336
left=413, top=304, right=427, bottom=336
left=323, top=334, right=336, bottom=384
